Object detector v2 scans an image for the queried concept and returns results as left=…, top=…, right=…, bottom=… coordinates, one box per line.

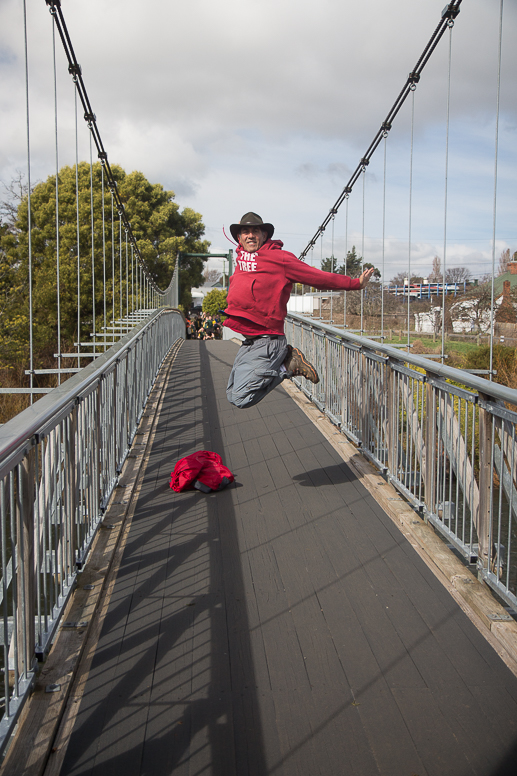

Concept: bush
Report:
left=465, top=344, right=517, bottom=388
left=202, top=289, right=227, bottom=317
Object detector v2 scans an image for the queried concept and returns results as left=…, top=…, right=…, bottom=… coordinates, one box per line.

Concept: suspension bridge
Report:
left=0, top=1, right=517, bottom=774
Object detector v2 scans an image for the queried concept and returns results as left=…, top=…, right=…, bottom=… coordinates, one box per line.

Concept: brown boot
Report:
left=283, top=345, right=319, bottom=383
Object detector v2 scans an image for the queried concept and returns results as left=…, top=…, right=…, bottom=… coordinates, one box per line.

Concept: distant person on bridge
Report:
left=224, top=212, right=374, bottom=409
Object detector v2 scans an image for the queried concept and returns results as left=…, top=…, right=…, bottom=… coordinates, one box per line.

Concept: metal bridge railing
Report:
left=286, top=313, right=517, bottom=613
left=0, top=308, right=185, bottom=753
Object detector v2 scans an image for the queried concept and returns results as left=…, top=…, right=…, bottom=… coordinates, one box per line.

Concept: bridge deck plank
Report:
left=59, top=340, right=517, bottom=776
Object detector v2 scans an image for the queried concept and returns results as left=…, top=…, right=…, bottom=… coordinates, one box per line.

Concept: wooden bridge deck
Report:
left=59, top=340, right=517, bottom=776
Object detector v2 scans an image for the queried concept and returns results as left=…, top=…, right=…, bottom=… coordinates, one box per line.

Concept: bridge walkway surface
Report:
left=55, top=340, right=517, bottom=775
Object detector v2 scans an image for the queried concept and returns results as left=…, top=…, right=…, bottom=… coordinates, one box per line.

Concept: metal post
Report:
left=478, top=393, right=492, bottom=571
left=18, top=449, right=36, bottom=678
left=387, top=361, right=396, bottom=477
left=360, top=351, right=367, bottom=448
left=174, top=253, right=181, bottom=308
left=424, top=375, right=435, bottom=521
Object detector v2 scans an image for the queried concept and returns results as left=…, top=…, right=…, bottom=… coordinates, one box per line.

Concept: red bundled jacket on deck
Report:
left=170, top=451, right=234, bottom=493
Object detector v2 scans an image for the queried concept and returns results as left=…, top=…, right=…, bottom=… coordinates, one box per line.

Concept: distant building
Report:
left=414, top=266, right=517, bottom=333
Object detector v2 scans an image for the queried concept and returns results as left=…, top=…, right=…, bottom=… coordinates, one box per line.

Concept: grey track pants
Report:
left=226, top=335, right=290, bottom=409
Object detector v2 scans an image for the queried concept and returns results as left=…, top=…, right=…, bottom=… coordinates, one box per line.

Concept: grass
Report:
left=382, top=335, right=480, bottom=365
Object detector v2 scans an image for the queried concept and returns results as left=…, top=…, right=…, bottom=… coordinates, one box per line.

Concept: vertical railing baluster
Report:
left=18, top=451, right=35, bottom=682
left=9, top=472, right=19, bottom=698
left=478, top=394, right=492, bottom=573
left=1, top=480, right=10, bottom=717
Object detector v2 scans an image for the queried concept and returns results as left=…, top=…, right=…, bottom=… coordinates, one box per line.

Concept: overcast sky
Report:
left=1, top=0, right=516, bottom=282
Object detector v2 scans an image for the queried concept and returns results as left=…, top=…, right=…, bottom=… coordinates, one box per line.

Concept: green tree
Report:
left=202, top=289, right=227, bottom=317
left=321, top=246, right=373, bottom=278
left=321, top=256, right=339, bottom=273
left=0, top=164, right=209, bottom=367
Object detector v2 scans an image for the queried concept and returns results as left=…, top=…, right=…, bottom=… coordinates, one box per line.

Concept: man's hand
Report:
left=358, top=267, right=376, bottom=288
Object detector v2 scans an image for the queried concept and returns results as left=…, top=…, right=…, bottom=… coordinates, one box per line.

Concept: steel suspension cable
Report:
left=125, top=230, right=129, bottom=319
left=361, top=168, right=366, bottom=335
left=489, top=0, right=504, bottom=381
left=74, top=84, right=80, bottom=368
left=330, top=214, right=335, bottom=323
left=89, top=132, right=95, bottom=340
left=51, top=15, right=61, bottom=384
left=407, top=87, right=415, bottom=352
left=319, top=231, right=324, bottom=318
left=45, top=0, right=166, bottom=299
left=299, top=0, right=462, bottom=261
left=111, top=192, right=115, bottom=327
left=131, top=244, right=134, bottom=314
left=381, top=132, right=388, bottom=341
left=119, top=214, right=123, bottom=318
left=101, top=163, right=107, bottom=337
left=441, top=20, right=454, bottom=362
left=380, top=134, right=388, bottom=341
left=23, top=0, right=34, bottom=400
left=344, top=195, right=349, bottom=327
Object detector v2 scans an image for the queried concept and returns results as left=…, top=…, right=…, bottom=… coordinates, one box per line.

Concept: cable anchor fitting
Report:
left=98, top=151, right=107, bottom=163
left=381, top=122, right=392, bottom=138
left=68, top=63, right=82, bottom=77
left=360, top=158, right=369, bottom=171
left=84, top=111, right=96, bottom=124
left=408, top=71, right=420, bottom=91
left=441, top=3, right=460, bottom=21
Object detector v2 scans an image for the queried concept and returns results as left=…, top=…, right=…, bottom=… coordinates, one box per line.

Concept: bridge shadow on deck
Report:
left=60, top=340, right=517, bottom=776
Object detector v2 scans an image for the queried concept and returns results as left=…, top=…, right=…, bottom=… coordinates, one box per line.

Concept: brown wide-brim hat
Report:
left=230, top=212, right=274, bottom=243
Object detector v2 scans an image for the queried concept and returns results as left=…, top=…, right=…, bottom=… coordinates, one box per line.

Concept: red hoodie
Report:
left=223, top=239, right=361, bottom=335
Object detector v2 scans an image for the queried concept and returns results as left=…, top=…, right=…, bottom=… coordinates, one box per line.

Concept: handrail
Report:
left=286, top=313, right=517, bottom=405
left=0, top=309, right=167, bottom=466
left=0, top=309, right=185, bottom=755
left=285, top=313, right=517, bottom=614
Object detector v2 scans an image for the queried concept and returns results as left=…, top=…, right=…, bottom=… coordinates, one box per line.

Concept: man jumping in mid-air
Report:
left=224, top=212, right=375, bottom=409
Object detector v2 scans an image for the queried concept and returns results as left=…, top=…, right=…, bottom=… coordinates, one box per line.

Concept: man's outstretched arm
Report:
left=284, top=255, right=376, bottom=291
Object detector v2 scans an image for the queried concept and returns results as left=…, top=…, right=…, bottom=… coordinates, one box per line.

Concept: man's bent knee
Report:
left=227, top=391, right=262, bottom=409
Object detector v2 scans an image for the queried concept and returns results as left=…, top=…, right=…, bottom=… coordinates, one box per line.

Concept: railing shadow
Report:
left=59, top=341, right=267, bottom=775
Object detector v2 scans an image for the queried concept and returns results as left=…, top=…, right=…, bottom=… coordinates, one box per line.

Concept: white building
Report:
left=414, top=298, right=502, bottom=334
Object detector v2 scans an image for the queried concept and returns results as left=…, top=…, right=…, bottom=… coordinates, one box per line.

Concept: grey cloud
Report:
left=168, top=177, right=199, bottom=199
left=296, top=163, right=318, bottom=179
left=1, top=0, right=515, bottom=279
